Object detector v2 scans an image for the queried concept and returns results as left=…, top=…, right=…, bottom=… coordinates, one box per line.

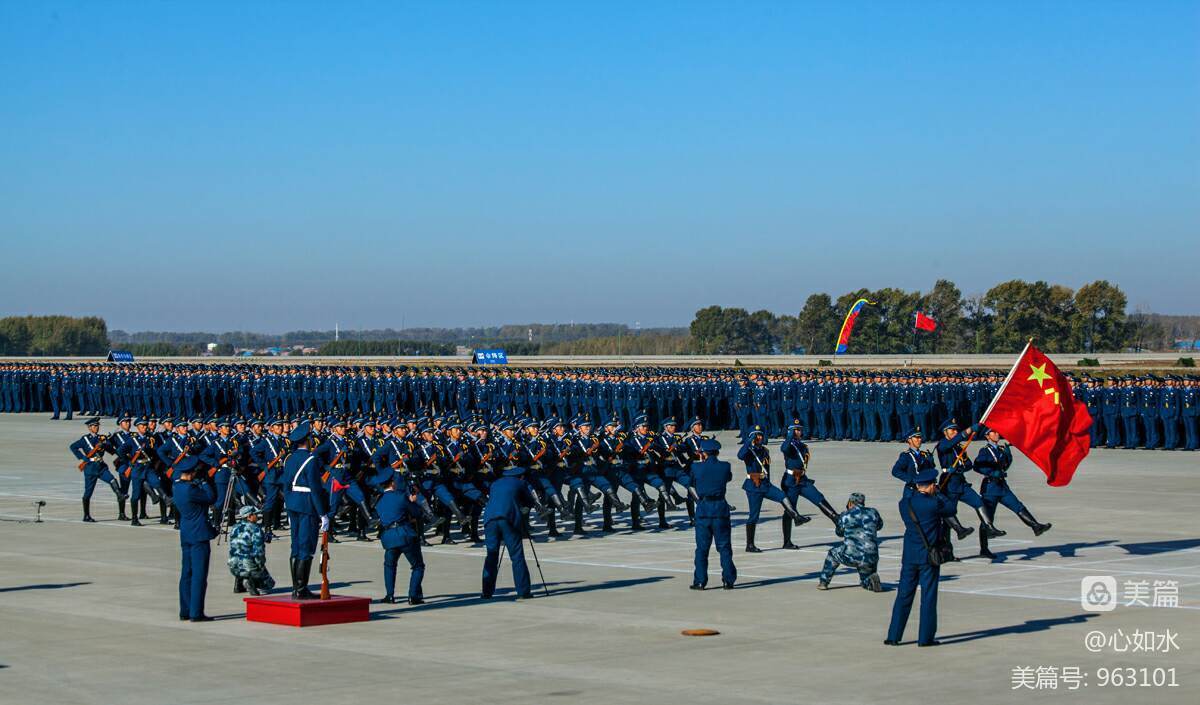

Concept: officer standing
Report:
left=282, top=421, right=329, bottom=600
left=481, top=450, right=536, bottom=600
left=885, top=465, right=954, bottom=646
left=689, top=438, right=736, bottom=591
left=376, top=475, right=426, bottom=605
left=174, top=443, right=217, bottom=622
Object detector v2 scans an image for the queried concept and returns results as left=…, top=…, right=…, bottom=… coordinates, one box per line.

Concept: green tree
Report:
left=1073, top=280, right=1128, bottom=352
left=921, top=279, right=965, bottom=353
left=794, top=294, right=839, bottom=354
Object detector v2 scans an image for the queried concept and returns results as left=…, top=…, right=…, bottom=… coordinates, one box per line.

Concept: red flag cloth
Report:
left=914, top=312, right=938, bottom=332
left=331, top=479, right=351, bottom=493
left=982, top=343, right=1093, bottom=486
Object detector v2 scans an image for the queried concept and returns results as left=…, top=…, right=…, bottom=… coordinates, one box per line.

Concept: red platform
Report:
left=244, top=595, right=371, bottom=627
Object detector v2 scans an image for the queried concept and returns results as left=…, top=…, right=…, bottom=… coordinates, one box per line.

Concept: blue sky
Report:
left=2, top=1, right=1197, bottom=332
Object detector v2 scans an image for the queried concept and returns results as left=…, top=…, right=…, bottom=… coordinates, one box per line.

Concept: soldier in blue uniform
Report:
left=1160, top=377, right=1181, bottom=450
left=174, top=444, right=217, bottom=622
left=932, top=419, right=1006, bottom=559
left=737, top=426, right=803, bottom=552
left=1101, top=377, right=1121, bottom=448
left=885, top=465, right=954, bottom=646
left=974, top=428, right=1051, bottom=559
left=1183, top=378, right=1199, bottom=451
left=1119, top=377, right=1140, bottom=448
left=779, top=420, right=838, bottom=551
left=124, top=417, right=164, bottom=526
left=376, top=474, right=426, bottom=605
left=481, top=451, right=537, bottom=600
left=891, top=427, right=935, bottom=499
left=689, top=438, right=736, bottom=590
left=1139, top=377, right=1160, bottom=449
left=69, top=418, right=127, bottom=522
left=282, top=422, right=329, bottom=600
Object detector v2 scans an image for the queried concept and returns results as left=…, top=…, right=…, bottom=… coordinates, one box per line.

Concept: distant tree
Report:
left=921, top=279, right=965, bottom=353
left=794, top=294, right=839, bottom=355
left=1073, top=281, right=1128, bottom=352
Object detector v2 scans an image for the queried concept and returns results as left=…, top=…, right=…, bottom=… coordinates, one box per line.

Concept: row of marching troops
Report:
left=67, top=402, right=1053, bottom=562
left=13, top=360, right=1196, bottom=447
left=1074, top=374, right=1199, bottom=450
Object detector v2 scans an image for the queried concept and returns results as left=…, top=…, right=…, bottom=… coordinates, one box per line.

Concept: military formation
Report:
left=22, top=358, right=1148, bottom=643
left=6, top=361, right=1197, bottom=449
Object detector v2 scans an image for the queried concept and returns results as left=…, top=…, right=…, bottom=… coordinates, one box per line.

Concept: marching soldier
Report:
left=779, top=420, right=838, bottom=550
left=68, top=418, right=127, bottom=522
left=973, top=427, right=1052, bottom=559
left=737, top=426, right=804, bottom=552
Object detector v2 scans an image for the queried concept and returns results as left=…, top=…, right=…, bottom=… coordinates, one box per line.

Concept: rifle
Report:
left=748, top=445, right=769, bottom=488
left=123, top=448, right=144, bottom=478
left=321, top=448, right=346, bottom=484
left=319, top=528, right=331, bottom=600
left=165, top=448, right=189, bottom=479
left=78, top=434, right=108, bottom=471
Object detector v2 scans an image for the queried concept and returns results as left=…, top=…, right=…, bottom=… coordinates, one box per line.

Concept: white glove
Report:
left=319, top=515, right=330, bottom=533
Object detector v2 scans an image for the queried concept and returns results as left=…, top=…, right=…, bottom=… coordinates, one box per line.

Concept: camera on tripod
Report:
left=33, top=500, right=46, bottom=523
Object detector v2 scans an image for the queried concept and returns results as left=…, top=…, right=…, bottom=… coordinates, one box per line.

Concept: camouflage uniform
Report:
left=818, top=494, right=882, bottom=588
left=227, top=517, right=276, bottom=590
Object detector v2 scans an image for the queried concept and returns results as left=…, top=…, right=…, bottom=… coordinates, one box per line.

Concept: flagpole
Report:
left=979, top=339, right=1032, bottom=426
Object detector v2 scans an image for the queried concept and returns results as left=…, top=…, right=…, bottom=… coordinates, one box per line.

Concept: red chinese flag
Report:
left=915, top=312, right=938, bottom=332
left=982, top=343, right=1093, bottom=486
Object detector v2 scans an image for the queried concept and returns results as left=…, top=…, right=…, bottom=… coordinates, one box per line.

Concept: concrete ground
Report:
left=0, top=413, right=1196, bottom=705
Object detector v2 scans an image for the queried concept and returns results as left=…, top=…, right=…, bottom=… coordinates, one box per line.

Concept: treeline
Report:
left=0, top=316, right=109, bottom=356
left=109, top=323, right=687, bottom=349
left=690, top=279, right=1165, bottom=355
left=540, top=333, right=691, bottom=356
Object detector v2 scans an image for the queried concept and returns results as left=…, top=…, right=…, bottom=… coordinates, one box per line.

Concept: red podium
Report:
left=244, top=595, right=371, bottom=627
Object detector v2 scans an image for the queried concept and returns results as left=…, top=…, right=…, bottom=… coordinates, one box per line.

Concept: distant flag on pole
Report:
left=834, top=298, right=875, bottom=354
left=914, top=311, right=938, bottom=332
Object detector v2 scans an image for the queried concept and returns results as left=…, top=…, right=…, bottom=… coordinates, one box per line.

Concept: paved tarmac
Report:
left=0, top=413, right=1196, bottom=705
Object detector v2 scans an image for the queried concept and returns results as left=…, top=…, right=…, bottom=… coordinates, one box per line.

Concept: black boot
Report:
left=975, top=506, right=1006, bottom=539
left=781, top=517, right=798, bottom=549
left=630, top=499, right=642, bottom=531
left=290, top=558, right=302, bottom=599
left=573, top=499, right=586, bottom=534
left=439, top=517, right=456, bottom=544
left=745, top=524, right=762, bottom=553
left=1017, top=509, right=1052, bottom=536
left=946, top=514, right=975, bottom=540
left=604, top=488, right=628, bottom=513
left=419, top=498, right=447, bottom=530
left=234, top=576, right=246, bottom=594
left=685, top=496, right=695, bottom=527
left=783, top=497, right=810, bottom=526
left=246, top=577, right=263, bottom=596
left=158, top=500, right=169, bottom=525
left=469, top=513, right=482, bottom=543
left=979, top=531, right=996, bottom=560
left=601, top=495, right=615, bottom=532
left=656, top=498, right=669, bottom=529
left=547, top=514, right=560, bottom=538
left=82, top=499, right=95, bottom=523
left=139, top=496, right=150, bottom=519
left=659, top=486, right=679, bottom=510
left=130, top=510, right=142, bottom=526
left=638, top=487, right=658, bottom=512
left=445, top=499, right=470, bottom=533
left=117, top=496, right=128, bottom=522
left=551, top=493, right=569, bottom=522
left=296, top=558, right=317, bottom=600
left=818, top=499, right=840, bottom=524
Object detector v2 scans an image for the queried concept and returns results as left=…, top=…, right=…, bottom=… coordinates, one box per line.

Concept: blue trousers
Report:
left=886, top=562, right=940, bottom=645
left=81, top=463, right=118, bottom=500
left=383, top=543, right=425, bottom=601
left=179, top=541, right=210, bottom=619
left=288, top=511, right=319, bottom=559
left=1103, top=414, right=1120, bottom=447
left=129, top=465, right=162, bottom=504
left=693, top=515, right=736, bottom=587
left=1185, top=414, right=1199, bottom=450
left=744, top=483, right=787, bottom=525
left=782, top=476, right=826, bottom=509
left=1122, top=415, right=1140, bottom=448
left=482, top=519, right=530, bottom=598
left=982, top=485, right=1027, bottom=516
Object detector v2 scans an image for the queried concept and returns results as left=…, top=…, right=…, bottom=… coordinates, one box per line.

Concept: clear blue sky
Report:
left=2, top=1, right=1197, bottom=332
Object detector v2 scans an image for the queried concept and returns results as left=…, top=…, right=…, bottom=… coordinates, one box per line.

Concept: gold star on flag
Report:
left=1027, top=363, right=1052, bottom=388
